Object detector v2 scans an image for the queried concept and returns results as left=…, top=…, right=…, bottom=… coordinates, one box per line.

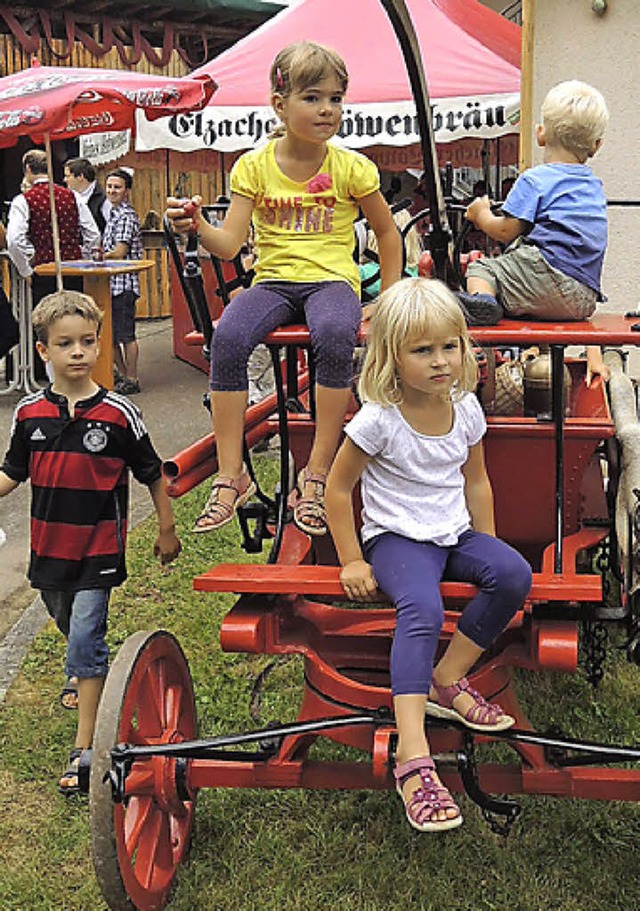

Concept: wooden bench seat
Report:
left=195, top=562, right=602, bottom=603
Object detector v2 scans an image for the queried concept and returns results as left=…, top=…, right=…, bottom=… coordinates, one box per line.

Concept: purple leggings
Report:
left=209, top=280, right=361, bottom=391
left=365, top=529, right=532, bottom=696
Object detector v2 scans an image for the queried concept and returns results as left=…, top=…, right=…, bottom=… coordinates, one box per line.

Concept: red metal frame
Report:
left=147, top=316, right=640, bottom=808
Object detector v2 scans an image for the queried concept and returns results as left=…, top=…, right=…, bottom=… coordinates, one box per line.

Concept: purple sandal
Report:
left=427, top=676, right=515, bottom=732
left=394, top=757, right=462, bottom=832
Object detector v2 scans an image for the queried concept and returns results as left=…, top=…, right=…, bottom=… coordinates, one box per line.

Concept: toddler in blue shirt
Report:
left=463, top=80, right=609, bottom=383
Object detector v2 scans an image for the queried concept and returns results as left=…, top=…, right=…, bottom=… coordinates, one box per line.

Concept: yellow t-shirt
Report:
left=230, top=140, right=380, bottom=293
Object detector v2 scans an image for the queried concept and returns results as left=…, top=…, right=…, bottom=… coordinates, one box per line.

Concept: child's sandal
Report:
left=427, top=676, right=515, bottom=732
left=394, top=757, right=462, bottom=832
left=192, top=468, right=256, bottom=533
left=59, top=748, right=83, bottom=796
left=290, top=467, right=328, bottom=537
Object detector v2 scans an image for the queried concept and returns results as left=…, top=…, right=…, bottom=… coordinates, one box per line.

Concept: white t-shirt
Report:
left=346, top=393, right=486, bottom=546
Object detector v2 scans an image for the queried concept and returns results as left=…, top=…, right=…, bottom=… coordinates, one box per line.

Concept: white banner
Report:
left=135, top=94, right=520, bottom=154
left=79, top=129, right=131, bottom=165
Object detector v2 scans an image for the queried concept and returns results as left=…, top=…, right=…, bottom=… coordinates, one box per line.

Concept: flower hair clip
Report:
left=275, top=66, right=285, bottom=89
left=306, top=173, right=332, bottom=194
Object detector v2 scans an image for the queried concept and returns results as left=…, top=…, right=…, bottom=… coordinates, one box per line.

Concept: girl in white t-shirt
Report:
left=326, top=278, right=531, bottom=832
left=166, top=42, right=401, bottom=537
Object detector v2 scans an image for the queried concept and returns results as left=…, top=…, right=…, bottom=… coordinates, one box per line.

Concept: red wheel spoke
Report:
left=164, top=682, right=185, bottom=732
left=149, top=658, right=169, bottom=731
left=123, top=795, right=155, bottom=859
left=134, top=802, right=174, bottom=890
left=90, top=631, right=196, bottom=911
left=135, top=661, right=167, bottom=737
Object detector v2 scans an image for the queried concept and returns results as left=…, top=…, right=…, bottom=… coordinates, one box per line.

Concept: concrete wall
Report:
left=532, top=0, right=639, bottom=318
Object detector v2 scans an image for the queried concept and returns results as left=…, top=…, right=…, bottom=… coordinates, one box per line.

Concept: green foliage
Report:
left=1, top=459, right=640, bottom=909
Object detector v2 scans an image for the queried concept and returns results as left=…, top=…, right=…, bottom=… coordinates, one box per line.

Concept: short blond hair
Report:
left=359, top=278, right=478, bottom=407
left=541, top=80, right=608, bottom=161
left=32, top=290, right=103, bottom=343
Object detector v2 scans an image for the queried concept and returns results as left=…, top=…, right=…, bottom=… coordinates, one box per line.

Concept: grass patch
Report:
left=1, top=459, right=640, bottom=910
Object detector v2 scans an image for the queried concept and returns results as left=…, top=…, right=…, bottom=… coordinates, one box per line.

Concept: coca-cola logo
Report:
left=0, top=107, right=44, bottom=130
left=63, top=111, right=116, bottom=132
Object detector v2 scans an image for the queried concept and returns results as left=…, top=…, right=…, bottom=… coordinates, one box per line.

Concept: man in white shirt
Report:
left=7, top=150, right=101, bottom=284
left=6, top=149, right=101, bottom=378
left=64, top=157, right=110, bottom=235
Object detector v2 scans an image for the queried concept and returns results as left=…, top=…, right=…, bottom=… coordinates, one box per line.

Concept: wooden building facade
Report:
left=0, top=1, right=280, bottom=316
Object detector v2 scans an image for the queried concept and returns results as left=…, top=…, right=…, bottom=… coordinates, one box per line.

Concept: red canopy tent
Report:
left=136, top=0, right=520, bottom=154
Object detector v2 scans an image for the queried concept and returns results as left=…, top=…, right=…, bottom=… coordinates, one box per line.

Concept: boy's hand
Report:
left=165, top=195, right=202, bottom=234
left=154, top=528, right=182, bottom=565
left=465, top=194, right=491, bottom=225
left=340, top=559, right=378, bottom=601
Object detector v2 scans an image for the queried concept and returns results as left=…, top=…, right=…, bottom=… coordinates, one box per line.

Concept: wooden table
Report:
left=34, top=259, right=154, bottom=389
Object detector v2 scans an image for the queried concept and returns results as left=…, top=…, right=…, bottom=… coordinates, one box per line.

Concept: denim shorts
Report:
left=40, top=588, right=111, bottom=679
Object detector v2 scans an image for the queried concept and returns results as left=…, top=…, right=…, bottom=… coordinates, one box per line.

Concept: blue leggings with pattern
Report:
left=209, top=280, right=361, bottom=391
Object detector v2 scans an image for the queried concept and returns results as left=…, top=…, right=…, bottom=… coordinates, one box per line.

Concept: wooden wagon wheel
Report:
left=90, top=630, right=198, bottom=911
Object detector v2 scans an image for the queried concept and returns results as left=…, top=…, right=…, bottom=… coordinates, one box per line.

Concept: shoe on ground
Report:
left=457, top=291, right=504, bottom=327
left=115, top=377, right=141, bottom=395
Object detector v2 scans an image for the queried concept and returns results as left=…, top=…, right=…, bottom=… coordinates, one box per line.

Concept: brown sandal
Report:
left=192, top=468, right=256, bottom=533
left=291, top=467, right=327, bottom=537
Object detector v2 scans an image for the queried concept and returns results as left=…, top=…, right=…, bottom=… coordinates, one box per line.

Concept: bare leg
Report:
left=394, top=693, right=457, bottom=822
left=75, top=676, right=105, bottom=749
left=59, top=676, right=105, bottom=789
left=208, top=389, right=249, bottom=510
left=297, top=384, right=351, bottom=532
left=466, top=275, right=496, bottom=296
left=431, top=628, right=487, bottom=718
left=306, top=384, right=351, bottom=475
left=114, top=343, right=126, bottom=376
left=123, top=340, right=139, bottom=381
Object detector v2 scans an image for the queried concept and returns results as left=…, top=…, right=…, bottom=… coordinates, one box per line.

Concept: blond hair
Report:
left=541, top=80, right=608, bottom=161
left=269, top=42, right=348, bottom=139
left=33, top=290, right=103, bottom=343
left=359, top=278, right=478, bottom=407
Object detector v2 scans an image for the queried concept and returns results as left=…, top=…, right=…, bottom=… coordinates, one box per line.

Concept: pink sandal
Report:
left=427, top=676, right=515, bottom=732
left=394, top=757, right=462, bottom=832
left=192, top=468, right=256, bottom=533
left=290, top=467, right=328, bottom=537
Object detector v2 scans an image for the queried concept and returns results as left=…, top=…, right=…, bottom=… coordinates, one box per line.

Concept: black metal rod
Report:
left=551, top=345, right=566, bottom=572
left=379, top=0, right=452, bottom=283
left=111, top=713, right=385, bottom=762
left=268, top=343, right=290, bottom=564
left=110, top=715, right=640, bottom=766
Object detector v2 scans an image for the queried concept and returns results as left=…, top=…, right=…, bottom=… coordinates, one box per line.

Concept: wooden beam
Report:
left=519, top=0, right=535, bottom=171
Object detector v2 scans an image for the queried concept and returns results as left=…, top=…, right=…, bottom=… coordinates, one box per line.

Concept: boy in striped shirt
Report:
left=0, top=290, right=181, bottom=794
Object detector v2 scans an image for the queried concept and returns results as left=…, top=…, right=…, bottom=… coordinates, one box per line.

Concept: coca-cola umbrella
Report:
left=0, top=61, right=216, bottom=288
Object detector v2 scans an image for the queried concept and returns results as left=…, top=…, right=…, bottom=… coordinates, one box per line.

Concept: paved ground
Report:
left=0, top=318, right=211, bottom=697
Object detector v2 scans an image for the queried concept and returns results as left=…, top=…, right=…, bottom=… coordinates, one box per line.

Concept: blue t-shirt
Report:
left=503, top=163, right=607, bottom=293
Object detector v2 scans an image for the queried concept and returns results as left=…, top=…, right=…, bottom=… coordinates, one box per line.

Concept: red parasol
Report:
left=0, top=60, right=217, bottom=287
left=0, top=61, right=216, bottom=148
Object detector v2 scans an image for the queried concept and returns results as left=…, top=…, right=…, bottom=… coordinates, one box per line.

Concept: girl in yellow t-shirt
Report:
left=167, top=41, right=401, bottom=536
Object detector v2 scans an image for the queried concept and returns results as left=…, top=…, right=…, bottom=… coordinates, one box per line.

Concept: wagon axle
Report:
left=94, top=711, right=640, bottom=816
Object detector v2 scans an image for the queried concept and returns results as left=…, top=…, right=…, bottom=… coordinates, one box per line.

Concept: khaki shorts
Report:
left=466, top=239, right=598, bottom=321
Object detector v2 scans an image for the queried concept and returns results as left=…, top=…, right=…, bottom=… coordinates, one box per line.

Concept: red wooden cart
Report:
left=82, top=4, right=640, bottom=908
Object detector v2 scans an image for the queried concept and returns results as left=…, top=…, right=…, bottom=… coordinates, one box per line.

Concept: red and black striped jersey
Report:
left=1, top=385, right=162, bottom=592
